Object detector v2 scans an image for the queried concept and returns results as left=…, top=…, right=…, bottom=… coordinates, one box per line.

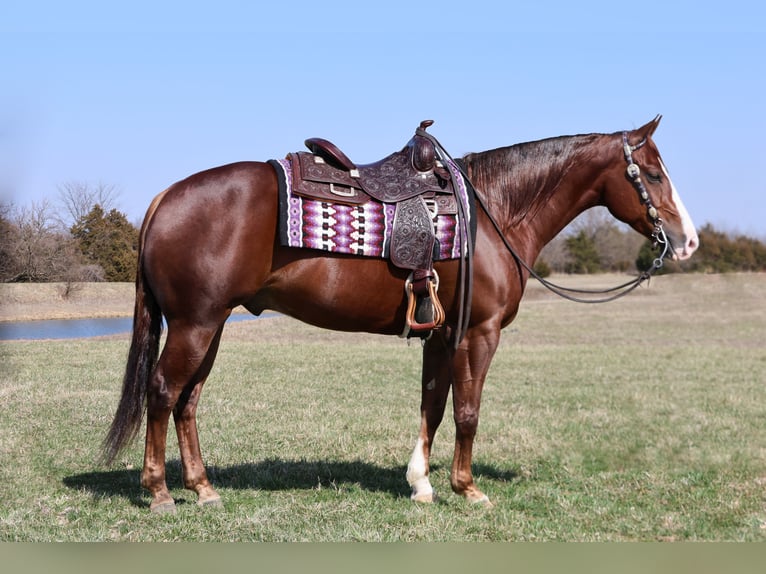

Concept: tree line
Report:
left=1, top=183, right=138, bottom=283
left=1, top=190, right=765, bottom=283
left=537, top=208, right=766, bottom=276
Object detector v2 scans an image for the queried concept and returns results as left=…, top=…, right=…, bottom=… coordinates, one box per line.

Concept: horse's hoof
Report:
left=467, top=493, right=493, bottom=508
left=411, top=491, right=435, bottom=503
left=198, top=496, right=223, bottom=509
left=150, top=500, right=177, bottom=514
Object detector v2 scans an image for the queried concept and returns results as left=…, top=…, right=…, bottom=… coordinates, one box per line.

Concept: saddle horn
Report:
left=411, top=120, right=437, bottom=173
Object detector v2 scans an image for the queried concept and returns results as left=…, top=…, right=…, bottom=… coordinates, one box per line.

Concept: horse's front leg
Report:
left=406, top=335, right=454, bottom=502
left=449, top=324, right=500, bottom=505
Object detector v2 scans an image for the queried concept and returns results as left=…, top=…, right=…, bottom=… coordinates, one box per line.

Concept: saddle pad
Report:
left=270, top=157, right=474, bottom=261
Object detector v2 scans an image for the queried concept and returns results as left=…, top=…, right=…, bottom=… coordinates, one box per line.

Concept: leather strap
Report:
left=405, top=269, right=446, bottom=336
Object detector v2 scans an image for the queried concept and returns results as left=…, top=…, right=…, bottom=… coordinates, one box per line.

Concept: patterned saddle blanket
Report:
left=270, top=122, right=475, bottom=268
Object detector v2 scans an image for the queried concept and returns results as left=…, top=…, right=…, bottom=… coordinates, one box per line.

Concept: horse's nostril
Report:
left=690, top=237, right=699, bottom=249
left=687, top=235, right=699, bottom=253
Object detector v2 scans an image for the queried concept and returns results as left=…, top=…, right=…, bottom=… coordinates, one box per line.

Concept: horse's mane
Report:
left=462, top=133, right=602, bottom=225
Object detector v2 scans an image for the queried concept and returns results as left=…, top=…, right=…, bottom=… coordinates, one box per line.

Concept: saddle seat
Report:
left=305, top=119, right=451, bottom=187
left=298, top=120, right=452, bottom=204
left=288, top=120, right=461, bottom=338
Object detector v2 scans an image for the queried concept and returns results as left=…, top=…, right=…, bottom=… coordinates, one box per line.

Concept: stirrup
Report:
left=402, top=270, right=446, bottom=339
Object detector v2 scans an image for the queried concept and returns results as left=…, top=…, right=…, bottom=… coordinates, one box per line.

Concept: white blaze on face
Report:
left=660, top=158, right=699, bottom=260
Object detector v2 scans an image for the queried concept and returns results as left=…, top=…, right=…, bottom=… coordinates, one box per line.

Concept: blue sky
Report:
left=2, top=0, right=764, bottom=236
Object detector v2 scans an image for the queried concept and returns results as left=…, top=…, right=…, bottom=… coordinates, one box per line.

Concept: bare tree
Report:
left=0, top=201, right=16, bottom=279
left=0, top=200, right=91, bottom=282
left=57, top=181, right=120, bottom=227
left=539, top=234, right=569, bottom=273
left=567, top=206, right=623, bottom=235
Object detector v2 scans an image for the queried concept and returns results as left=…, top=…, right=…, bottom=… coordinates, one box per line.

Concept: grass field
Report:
left=0, top=273, right=764, bottom=541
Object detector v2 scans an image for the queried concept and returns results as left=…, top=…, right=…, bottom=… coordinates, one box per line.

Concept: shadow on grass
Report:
left=63, top=458, right=414, bottom=508
left=207, top=458, right=413, bottom=497
left=472, top=462, right=520, bottom=484
left=64, top=458, right=519, bottom=508
left=62, top=467, right=148, bottom=508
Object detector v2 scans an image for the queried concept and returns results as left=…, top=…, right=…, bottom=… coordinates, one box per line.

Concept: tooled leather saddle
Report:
left=280, top=120, right=474, bottom=340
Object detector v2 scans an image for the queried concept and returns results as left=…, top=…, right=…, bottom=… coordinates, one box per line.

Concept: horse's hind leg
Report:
left=141, top=321, right=224, bottom=513
left=173, top=325, right=225, bottom=508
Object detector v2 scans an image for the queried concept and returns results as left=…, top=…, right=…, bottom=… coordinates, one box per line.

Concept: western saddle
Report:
left=289, top=120, right=469, bottom=339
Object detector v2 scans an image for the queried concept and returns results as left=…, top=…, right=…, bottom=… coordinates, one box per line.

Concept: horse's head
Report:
left=602, top=116, right=698, bottom=261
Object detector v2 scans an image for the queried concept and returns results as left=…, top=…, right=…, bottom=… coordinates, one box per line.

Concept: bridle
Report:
left=622, top=132, right=671, bottom=270
left=472, top=131, right=672, bottom=304
left=416, top=126, right=675, bottom=341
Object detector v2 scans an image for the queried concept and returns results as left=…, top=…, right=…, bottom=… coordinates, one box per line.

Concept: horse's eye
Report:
left=646, top=172, right=662, bottom=184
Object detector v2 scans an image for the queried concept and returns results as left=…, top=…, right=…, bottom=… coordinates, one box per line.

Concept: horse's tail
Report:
left=100, top=191, right=167, bottom=466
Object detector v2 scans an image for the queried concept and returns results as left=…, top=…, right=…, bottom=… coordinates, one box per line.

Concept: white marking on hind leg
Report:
left=406, top=437, right=434, bottom=502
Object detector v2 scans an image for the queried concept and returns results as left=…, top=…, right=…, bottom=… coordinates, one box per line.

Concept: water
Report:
left=0, top=314, right=259, bottom=341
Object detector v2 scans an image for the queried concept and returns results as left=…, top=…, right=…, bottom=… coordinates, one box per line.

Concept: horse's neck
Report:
left=507, top=142, right=611, bottom=262
left=526, top=177, right=600, bottom=255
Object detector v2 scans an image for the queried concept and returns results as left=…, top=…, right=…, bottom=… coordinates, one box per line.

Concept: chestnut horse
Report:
left=102, top=116, right=698, bottom=512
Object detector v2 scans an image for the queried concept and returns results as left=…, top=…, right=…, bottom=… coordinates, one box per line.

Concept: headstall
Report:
left=622, top=132, right=670, bottom=271
left=467, top=132, right=674, bottom=304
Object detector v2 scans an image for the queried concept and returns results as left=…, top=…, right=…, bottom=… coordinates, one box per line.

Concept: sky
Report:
left=2, top=0, right=764, bottom=237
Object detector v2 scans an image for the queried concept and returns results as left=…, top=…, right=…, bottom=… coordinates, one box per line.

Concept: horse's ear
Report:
left=634, top=114, right=662, bottom=139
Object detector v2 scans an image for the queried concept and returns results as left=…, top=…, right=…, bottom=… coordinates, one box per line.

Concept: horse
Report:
left=102, top=115, right=698, bottom=513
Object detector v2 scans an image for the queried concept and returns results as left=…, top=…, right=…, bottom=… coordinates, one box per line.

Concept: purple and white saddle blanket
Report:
left=270, top=156, right=474, bottom=262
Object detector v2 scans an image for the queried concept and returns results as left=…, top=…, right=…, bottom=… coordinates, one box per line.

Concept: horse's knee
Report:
left=453, top=406, right=479, bottom=437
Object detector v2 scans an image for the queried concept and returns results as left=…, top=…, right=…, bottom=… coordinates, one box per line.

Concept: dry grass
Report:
left=0, top=282, right=135, bottom=322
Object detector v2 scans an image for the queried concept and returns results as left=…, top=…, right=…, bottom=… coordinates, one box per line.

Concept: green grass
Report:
left=1, top=273, right=765, bottom=541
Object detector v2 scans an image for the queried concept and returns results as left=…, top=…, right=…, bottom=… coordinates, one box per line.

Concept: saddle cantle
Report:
left=278, top=120, right=474, bottom=339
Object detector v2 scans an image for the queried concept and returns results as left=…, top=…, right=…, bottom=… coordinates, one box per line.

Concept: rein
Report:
left=471, top=132, right=671, bottom=304
left=415, top=126, right=476, bottom=348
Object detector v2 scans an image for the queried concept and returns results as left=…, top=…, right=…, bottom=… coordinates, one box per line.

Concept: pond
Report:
left=0, top=314, right=260, bottom=341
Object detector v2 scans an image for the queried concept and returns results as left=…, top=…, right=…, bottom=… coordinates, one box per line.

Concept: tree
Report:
left=0, top=202, right=16, bottom=279
left=565, top=230, right=602, bottom=274
left=595, top=221, right=646, bottom=272
left=0, top=200, right=88, bottom=282
left=538, top=235, right=568, bottom=273
left=637, top=223, right=766, bottom=273
left=635, top=239, right=670, bottom=274
left=57, top=181, right=120, bottom=227
left=541, top=207, right=646, bottom=274
left=70, top=204, right=138, bottom=281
